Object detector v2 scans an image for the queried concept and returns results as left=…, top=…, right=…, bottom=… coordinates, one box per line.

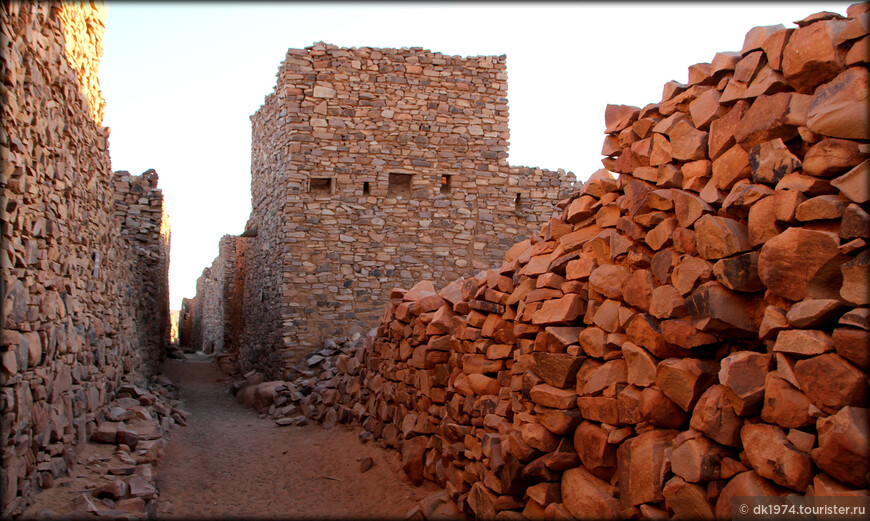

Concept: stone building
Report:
left=1, top=2, right=171, bottom=514
left=184, top=42, right=576, bottom=378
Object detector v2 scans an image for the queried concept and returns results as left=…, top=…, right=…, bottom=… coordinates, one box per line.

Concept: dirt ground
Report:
left=155, top=357, right=431, bottom=520
left=19, top=357, right=434, bottom=520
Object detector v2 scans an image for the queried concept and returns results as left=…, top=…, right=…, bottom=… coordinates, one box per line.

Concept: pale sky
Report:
left=98, top=2, right=853, bottom=311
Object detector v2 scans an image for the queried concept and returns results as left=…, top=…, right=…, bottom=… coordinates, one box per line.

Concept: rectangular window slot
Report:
left=388, top=173, right=412, bottom=196
left=440, top=175, right=451, bottom=194
left=309, top=177, right=333, bottom=195
left=363, top=181, right=370, bottom=195
left=515, top=193, right=523, bottom=214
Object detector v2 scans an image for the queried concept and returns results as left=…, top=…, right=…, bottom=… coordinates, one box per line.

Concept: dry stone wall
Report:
left=185, top=43, right=576, bottom=378
left=0, top=2, right=170, bottom=515
left=186, top=235, right=246, bottom=359
left=320, top=5, right=869, bottom=519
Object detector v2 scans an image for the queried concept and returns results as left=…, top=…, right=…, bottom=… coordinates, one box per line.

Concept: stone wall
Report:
left=0, top=1, right=170, bottom=515
left=112, top=169, right=172, bottom=368
left=283, top=5, right=868, bottom=518
left=184, top=43, right=576, bottom=378
left=187, top=235, right=244, bottom=356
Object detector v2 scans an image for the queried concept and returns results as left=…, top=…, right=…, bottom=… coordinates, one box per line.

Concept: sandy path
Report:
left=157, top=358, right=427, bottom=519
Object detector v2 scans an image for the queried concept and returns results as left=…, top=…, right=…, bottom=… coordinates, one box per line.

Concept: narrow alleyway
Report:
left=156, top=358, right=427, bottom=519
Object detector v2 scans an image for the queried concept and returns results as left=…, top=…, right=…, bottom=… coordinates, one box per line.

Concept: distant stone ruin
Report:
left=1, top=2, right=171, bottom=515
left=182, top=43, right=576, bottom=377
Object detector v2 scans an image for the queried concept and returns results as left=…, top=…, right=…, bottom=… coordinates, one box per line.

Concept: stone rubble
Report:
left=238, top=4, right=870, bottom=519
left=21, top=376, right=187, bottom=519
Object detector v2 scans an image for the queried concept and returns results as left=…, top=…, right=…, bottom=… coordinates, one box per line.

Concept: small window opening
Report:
left=363, top=181, right=370, bottom=195
left=309, top=177, right=333, bottom=195
left=388, top=173, right=412, bottom=196
left=440, top=175, right=452, bottom=194
left=515, top=193, right=523, bottom=214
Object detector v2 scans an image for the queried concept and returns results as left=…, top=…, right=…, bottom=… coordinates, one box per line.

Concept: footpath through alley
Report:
left=155, top=356, right=427, bottom=519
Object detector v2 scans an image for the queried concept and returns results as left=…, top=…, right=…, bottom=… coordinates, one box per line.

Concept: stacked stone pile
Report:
left=234, top=335, right=369, bottom=428
left=339, top=6, right=869, bottom=520
left=68, top=377, right=185, bottom=518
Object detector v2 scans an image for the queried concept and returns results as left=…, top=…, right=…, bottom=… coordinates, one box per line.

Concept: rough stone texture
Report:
left=197, top=5, right=869, bottom=519
left=182, top=43, right=575, bottom=378
left=1, top=2, right=171, bottom=515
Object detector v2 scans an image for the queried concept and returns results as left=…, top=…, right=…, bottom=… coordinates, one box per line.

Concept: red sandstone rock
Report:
left=561, top=466, right=620, bottom=520
left=530, top=384, right=577, bottom=410
left=582, top=359, right=628, bottom=395
left=685, top=281, right=756, bottom=334
left=91, top=422, right=119, bottom=444
left=757, top=227, right=848, bottom=301
left=786, top=299, right=846, bottom=328
left=532, top=352, right=584, bottom=388
left=782, top=19, right=848, bottom=93
left=573, top=421, right=617, bottom=478
left=812, top=406, right=870, bottom=488
left=467, top=482, right=497, bottom=519
left=625, top=313, right=690, bottom=359
left=831, top=159, right=870, bottom=204
left=841, top=203, right=870, bottom=239
left=640, top=387, right=688, bottom=428
left=719, top=351, right=772, bottom=416
left=741, top=423, right=812, bottom=491
left=649, top=285, right=687, bottom=319
left=803, top=138, right=867, bottom=177
left=714, top=471, right=783, bottom=520
left=661, top=319, right=718, bottom=348
left=605, top=104, right=640, bottom=134
left=833, top=327, right=870, bottom=370
left=796, top=194, right=850, bottom=221
left=521, top=422, right=559, bottom=452
left=656, top=358, right=718, bottom=411
left=566, top=195, right=599, bottom=224
left=669, top=121, right=709, bottom=161
left=576, top=396, right=620, bottom=424
left=709, top=100, right=750, bottom=159
left=531, top=294, right=585, bottom=325
left=663, top=477, right=715, bottom=520
left=622, top=269, right=655, bottom=311
left=749, top=138, right=802, bottom=185
left=747, top=196, right=782, bottom=247
left=795, top=353, right=867, bottom=414
left=711, top=144, right=752, bottom=190
left=734, top=92, right=808, bottom=150
left=689, top=89, right=725, bottom=130
left=672, top=255, right=714, bottom=296
left=743, top=24, right=787, bottom=54
left=670, top=432, right=730, bottom=483
left=588, top=264, right=630, bottom=300
left=690, top=385, right=743, bottom=447
left=622, top=342, right=658, bottom=387
left=616, top=429, right=677, bottom=508
left=807, top=67, right=870, bottom=140
left=761, top=373, right=820, bottom=428
left=811, top=473, right=870, bottom=496
left=712, top=251, right=764, bottom=293
left=693, top=215, right=751, bottom=260
left=840, top=249, right=869, bottom=305
left=774, top=329, right=835, bottom=356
